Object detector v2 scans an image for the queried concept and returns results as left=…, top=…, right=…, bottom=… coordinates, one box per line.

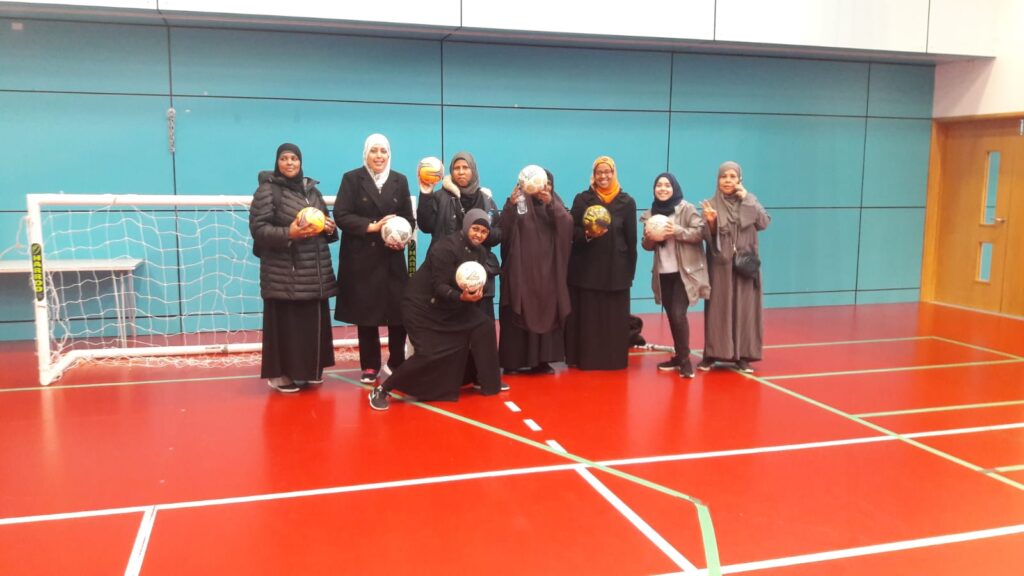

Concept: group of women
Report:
left=248, top=137, right=770, bottom=407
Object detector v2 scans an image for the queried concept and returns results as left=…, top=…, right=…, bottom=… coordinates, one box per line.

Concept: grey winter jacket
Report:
left=249, top=171, right=339, bottom=301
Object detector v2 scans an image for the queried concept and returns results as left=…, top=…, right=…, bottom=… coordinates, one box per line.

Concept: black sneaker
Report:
left=529, top=363, right=555, bottom=375
left=360, top=369, right=379, bottom=384
left=368, top=386, right=390, bottom=410
left=679, top=358, right=695, bottom=378
left=657, top=357, right=680, bottom=372
left=697, top=358, right=715, bottom=371
left=736, top=360, right=755, bottom=374
left=267, top=377, right=301, bottom=393
left=500, top=381, right=510, bottom=391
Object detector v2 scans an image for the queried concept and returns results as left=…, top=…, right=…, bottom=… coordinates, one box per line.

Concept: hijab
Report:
left=590, top=156, right=621, bottom=204
left=651, top=172, right=683, bottom=216
left=462, top=208, right=491, bottom=236
left=449, top=151, right=481, bottom=197
left=274, top=142, right=305, bottom=194
left=363, top=133, right=391, bottom=191
left=714, top=160, right=743, bottom=229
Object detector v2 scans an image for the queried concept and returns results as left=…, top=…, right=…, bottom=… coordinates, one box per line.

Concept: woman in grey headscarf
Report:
left=699, top=161, right=770, bottom=374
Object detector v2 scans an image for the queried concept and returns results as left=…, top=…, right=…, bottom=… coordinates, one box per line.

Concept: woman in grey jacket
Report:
left=249, top=143, right=339, bottom=393
left=640, top=172, right=710, bottom=377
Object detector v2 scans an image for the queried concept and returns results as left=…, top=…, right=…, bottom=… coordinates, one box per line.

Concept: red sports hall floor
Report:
left=0, top=302, right=1022, bottom=575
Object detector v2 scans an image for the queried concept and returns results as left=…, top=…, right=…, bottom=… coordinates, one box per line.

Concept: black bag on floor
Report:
left=628, top=315, right=646, bottom=347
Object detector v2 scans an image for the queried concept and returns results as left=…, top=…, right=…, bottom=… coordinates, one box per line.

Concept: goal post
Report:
left=25, top=193, right=416, bottom=386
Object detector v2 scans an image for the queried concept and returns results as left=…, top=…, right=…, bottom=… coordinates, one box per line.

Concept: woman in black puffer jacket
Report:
left=249, top=143, right=339, bottom=393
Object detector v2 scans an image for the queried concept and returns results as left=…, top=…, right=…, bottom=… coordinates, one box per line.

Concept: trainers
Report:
left=368, top=386, right=390, bottom=411
left=267, top=376, right=301, bottom=393
left=657, top=357, right=680, bottom=372
left=736, top=360, right=755, bottom=374
left=360, top=369, right=379, bottom=384
left=697, top=358, right=715, bottom=371
left=679, top=358, right=695, bottom=378
left=500, top=381, right=510, bottom=391
left=529, top=363, right=555, bottom=375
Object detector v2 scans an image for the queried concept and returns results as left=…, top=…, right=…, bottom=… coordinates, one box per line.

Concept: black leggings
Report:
left=356, top=324, right=407, bottom=371
left=659, top=273, right=691, bottom=360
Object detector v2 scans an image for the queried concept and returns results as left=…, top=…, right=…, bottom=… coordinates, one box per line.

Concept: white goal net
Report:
left=22, top=193, right=372, bottom=385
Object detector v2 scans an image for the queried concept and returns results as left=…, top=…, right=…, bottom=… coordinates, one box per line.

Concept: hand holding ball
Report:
left=418, top=157, right=444, bottom=186
left=296, top=207, right=326, bottom=234
left=582, top=205, right=611, bottom=237
left=381, top=216, right=413, bottom=249
left=455, top=261, right=487, bottom=292
left=644, top=214, right=671, bottom=242
left=517, top=165, right=547, bottom=196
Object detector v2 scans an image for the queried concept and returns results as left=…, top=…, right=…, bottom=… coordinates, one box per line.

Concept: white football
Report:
left=517, top=165, right=548, bottom=196
left=645, top=214, right=671, bottom=242
left=455, top=260, right=487, bottom=291
left=381, top=216, right=413, bottom=248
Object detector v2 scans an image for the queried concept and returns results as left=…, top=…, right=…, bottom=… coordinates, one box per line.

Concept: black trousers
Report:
left=659, top=273, right=691, bottom=361
left=356, top=324, right=407, bottom=371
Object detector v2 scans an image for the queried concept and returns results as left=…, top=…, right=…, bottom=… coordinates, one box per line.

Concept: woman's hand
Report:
left=289, top=216, right=321, bottom=240
left=663, top=221, right=676, bottom=236
left=735, top=185, right=748, bottom=200
left=700, top=200, right=717, bottom=224
left=322, top=218, right=336, bottom=235
left=535, top=189, right=552, bottom=205
left=441, top=175, right=459, bottom=198
left=585, top=226, right=609, bottom=240
left=366, top=214, right=395, bottom=234
left=460, top=286, right=483, bottom=302
left=509, top=185, right=523, bottom=205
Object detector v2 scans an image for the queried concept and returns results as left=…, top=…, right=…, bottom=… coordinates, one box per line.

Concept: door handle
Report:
left=995, top=217, right=1006, bottom=224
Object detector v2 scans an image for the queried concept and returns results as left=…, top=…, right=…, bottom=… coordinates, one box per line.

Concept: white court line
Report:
left=5, top=422, right=1022, bottom=528
left=574, top=465, right=699, bottom=575
left=766, top=358, right=1023, bottom=381
left=504, top=401, right=521, bottom=413
left=124, top=506, right=156, bottom=576
left=523, top=418, right=542, bottom=432
left=546, top=439, right=566, bottom=453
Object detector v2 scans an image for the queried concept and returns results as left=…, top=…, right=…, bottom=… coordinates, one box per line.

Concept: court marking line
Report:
left=0, top=367, right=362, bottom=393
left=3, top=422, right=1020, bottom=527
left=748, top=373, right=1024, bottom=492
left=575, top=465, right=698, bottom=574
left=332, top=374, right=720, bottom=575
left=505, top=401, right=522, bottom=413
left=649, top=523, right=1024, bottom=575
left=987, top=464, right=1024, bottom=474
left=765, top=358, right=1023, bottom=381
left=124, top=506, right=156, bottom=576
left=546, top=440, right=566, bottom=453
left=856, top=399, right=1024, bottom=419
left=928, top=334, right=1023, bottom=360
left=762, top=336, right=931, bottom=350
left=523, top=418, right=542, bottom=432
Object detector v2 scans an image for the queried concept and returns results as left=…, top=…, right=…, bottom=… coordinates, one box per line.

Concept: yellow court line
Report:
left=765, top=358, right=1023, bottom=381
left=856, top=399, right=1024, bottom=419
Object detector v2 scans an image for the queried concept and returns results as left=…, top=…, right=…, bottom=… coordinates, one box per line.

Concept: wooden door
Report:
left=924, top=117, right=1023, bottom=316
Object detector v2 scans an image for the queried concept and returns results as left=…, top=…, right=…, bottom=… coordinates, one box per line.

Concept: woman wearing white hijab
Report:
left=334, top=134, right=415, bottom=384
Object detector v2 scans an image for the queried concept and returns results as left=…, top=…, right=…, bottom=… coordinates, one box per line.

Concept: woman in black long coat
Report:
left=368, top=209, right=502, bottom=410
left=250, top=143, right=339, bottom=393
left=564, top=156, right=637, bottom=371
left=334, top=133, right=415, bottom=385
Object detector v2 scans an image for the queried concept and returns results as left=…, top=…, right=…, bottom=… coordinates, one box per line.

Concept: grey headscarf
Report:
left=714, top=160, right=744, bottom=230
left=462, top=208, right=491, bottom=236
left=449, top=151, right=481, bottom=197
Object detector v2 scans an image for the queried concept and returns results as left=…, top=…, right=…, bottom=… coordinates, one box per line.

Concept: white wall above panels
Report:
left=461, top=0, right=715, bottom=41
left=927, top=0, right=999, bottom=56
left=157, top=0, right=461, bottom=28
left=715, top=0, right=929, bottom=53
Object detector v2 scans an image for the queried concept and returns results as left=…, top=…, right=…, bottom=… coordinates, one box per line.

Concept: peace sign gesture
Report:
left=700, top=199, right=717, bottom=224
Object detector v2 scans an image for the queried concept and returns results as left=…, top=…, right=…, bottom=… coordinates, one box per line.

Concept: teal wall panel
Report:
left=862, top=118, right=931, bottom=206
left=443, top=107, right=669, bottom=206
left=670, top=113, right=866, bottom=208
left=0, top=19, right=169, bottom=93
left=765, top=291, right=856, bottom=308
left=855, top=289, right=920, bottom=304
left=0, top=92, right=175, bottom=208
left=672, top=54, right=868, bottom=116
left=443, top=42, right=670, bottom=110
left=856, top=208, right=925, bottom=290
left=171, top=28, right=440, bottom=104
left=760, top=208, right=860, bottom=293
left=867, top=64, right=934, bottom=119
left=173, top=97, right=441, bottom=198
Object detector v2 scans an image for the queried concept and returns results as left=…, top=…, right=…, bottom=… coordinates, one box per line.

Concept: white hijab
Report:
left=363, top=133, right=391, bottom=191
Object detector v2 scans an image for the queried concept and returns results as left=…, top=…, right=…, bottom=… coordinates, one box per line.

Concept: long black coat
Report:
left=333, top=167, right=415, bottom=325
left=567, top=188, right=638, bottom=292
left=249, top=171, right=338, bottom=301
left=417, top=189, right=502, bottom=299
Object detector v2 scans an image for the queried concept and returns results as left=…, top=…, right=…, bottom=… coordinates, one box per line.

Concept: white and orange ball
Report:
left=517, top=165, right=548, bottom=196
left=418, top=156, right=444, bottom=186
left=297, top=207, right=326, bottom=233
left=455, top=261, right=487, bottom=291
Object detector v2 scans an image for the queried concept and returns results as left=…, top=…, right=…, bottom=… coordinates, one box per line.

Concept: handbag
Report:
left=733, top=249, right=760, bottom=279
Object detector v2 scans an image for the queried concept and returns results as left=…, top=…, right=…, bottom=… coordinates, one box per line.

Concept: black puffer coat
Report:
left=250, top=171, right=339, bottom=301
